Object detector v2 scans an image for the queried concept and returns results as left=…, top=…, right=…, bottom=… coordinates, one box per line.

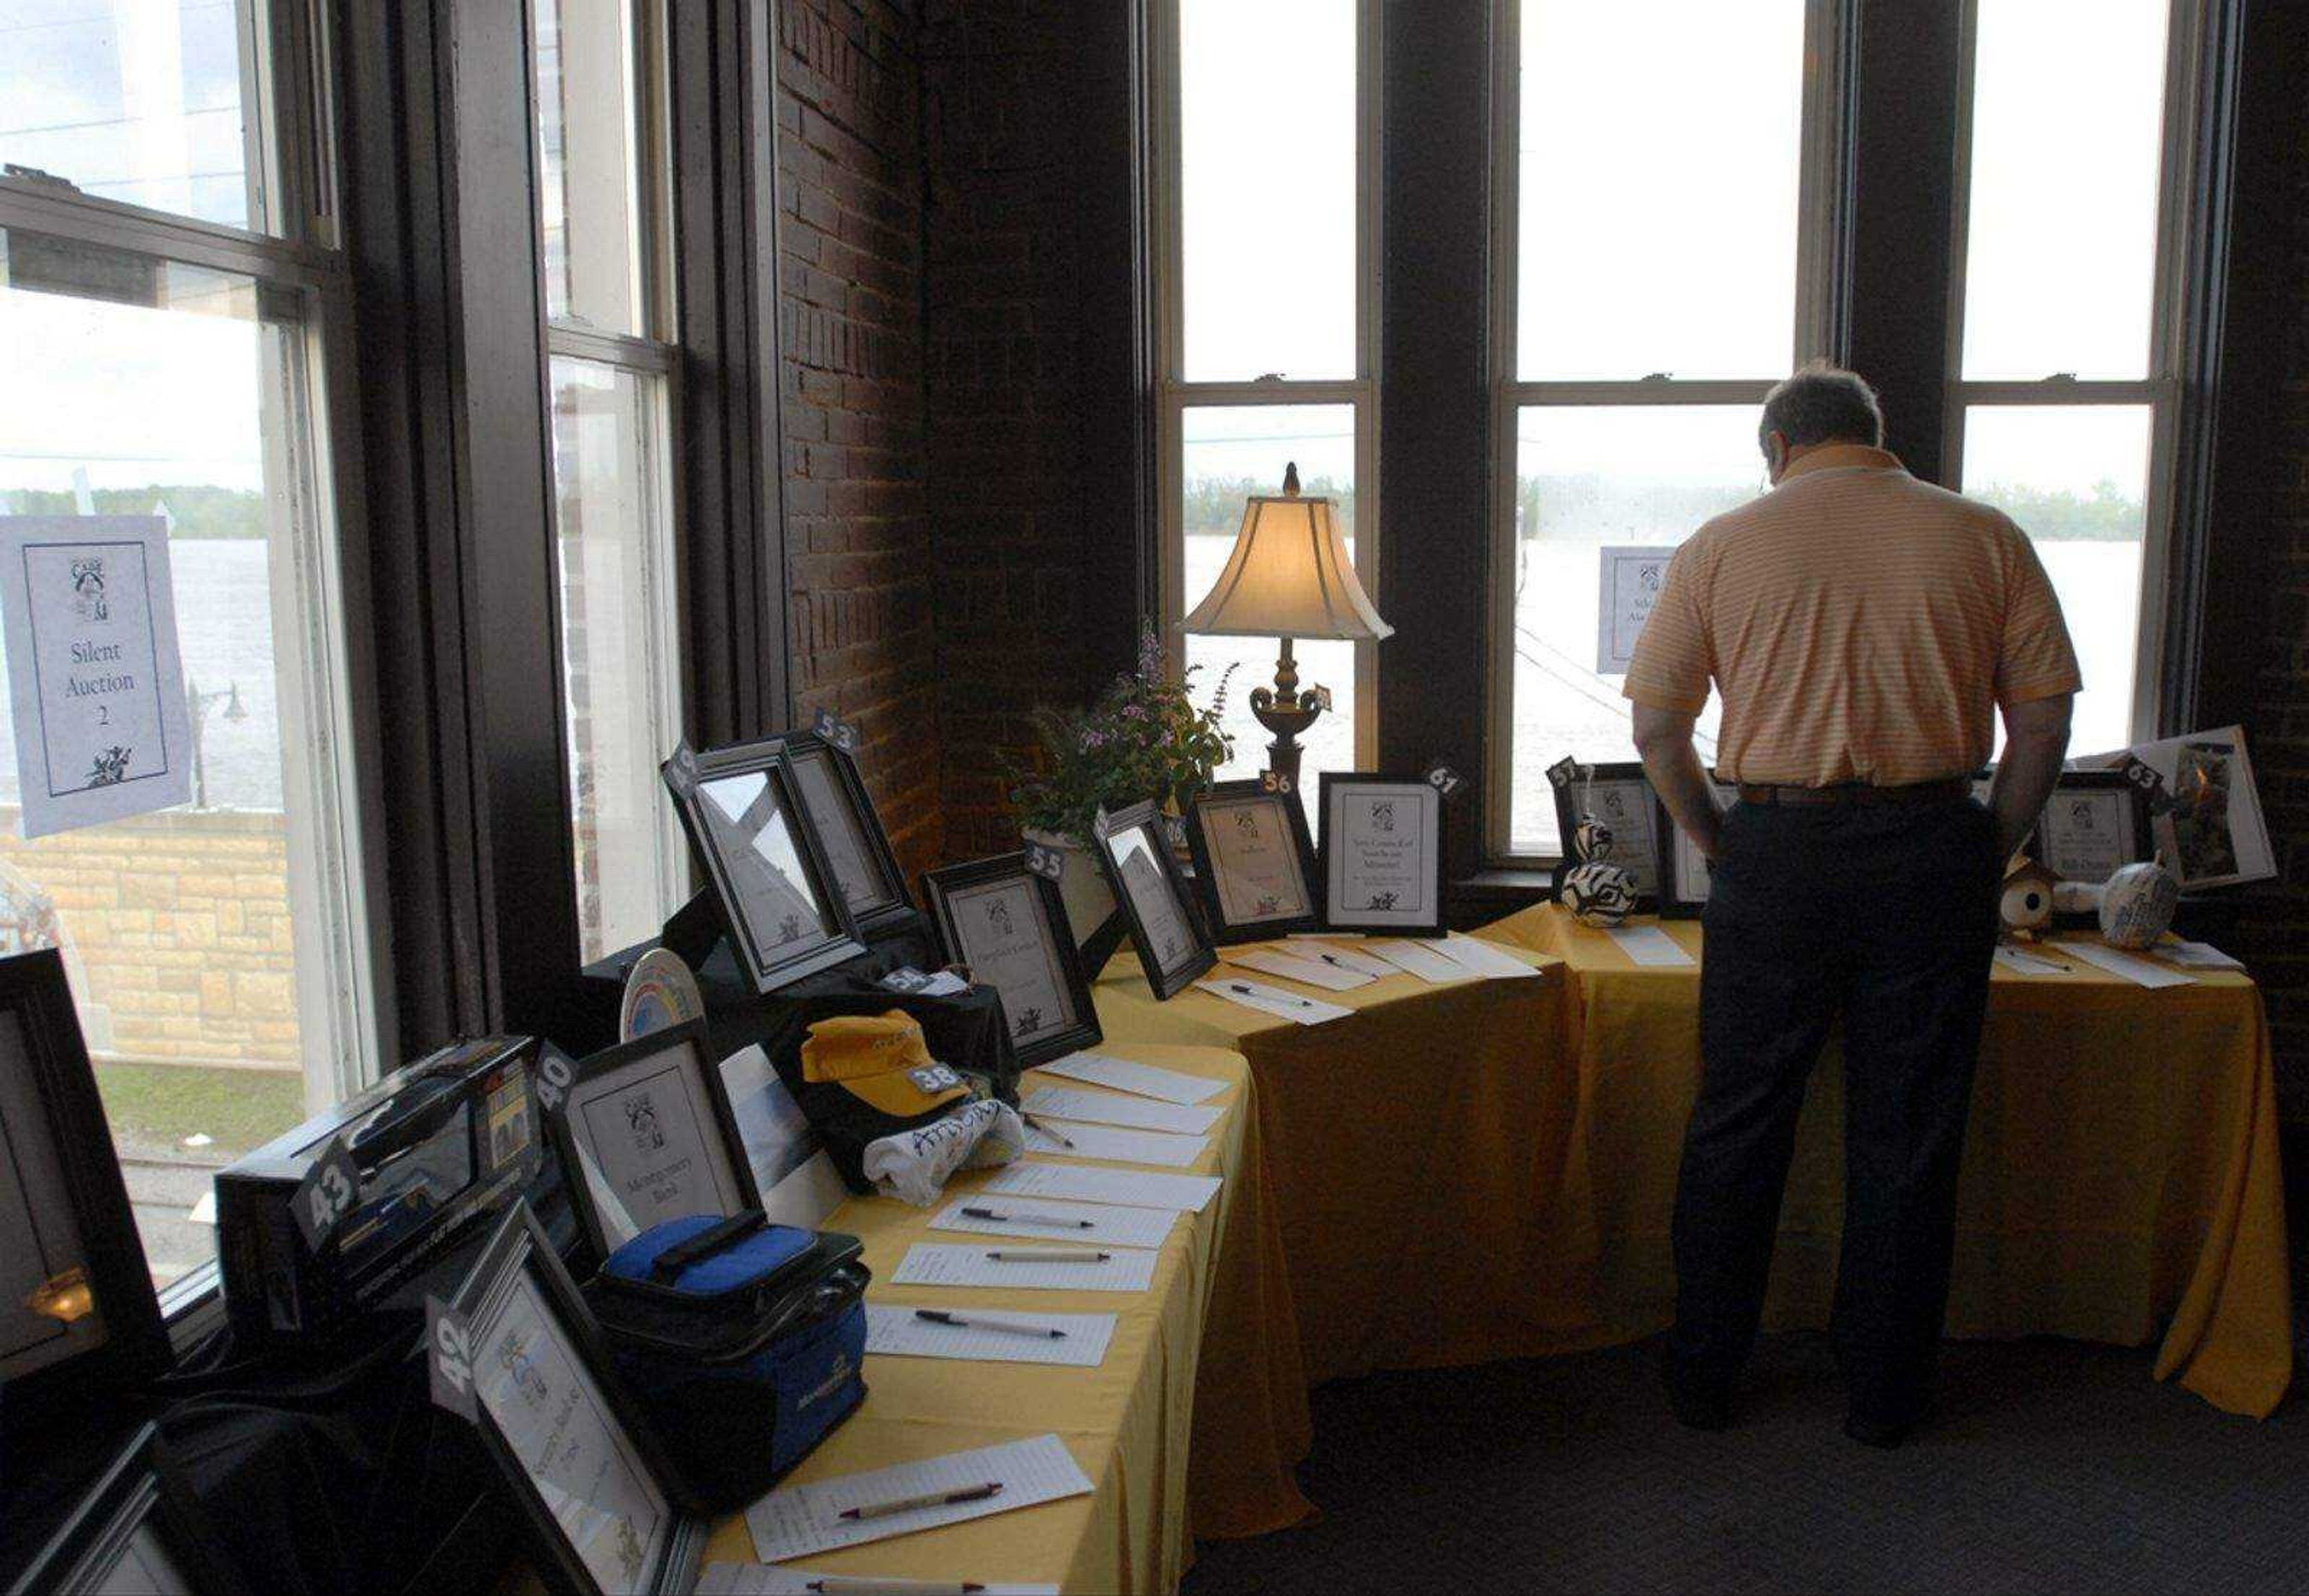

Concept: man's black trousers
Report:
left=1667, top=794, right=2001, bottom=1425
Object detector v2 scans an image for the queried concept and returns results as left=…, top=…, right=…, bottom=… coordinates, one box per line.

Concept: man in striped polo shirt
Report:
left=1626, top=365, right=2079, bottom=1447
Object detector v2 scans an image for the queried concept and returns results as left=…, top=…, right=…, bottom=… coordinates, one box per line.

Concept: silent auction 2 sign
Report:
left=0, top=517, right=192, bottom=838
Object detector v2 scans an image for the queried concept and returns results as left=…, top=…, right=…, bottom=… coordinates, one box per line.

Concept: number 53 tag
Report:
left=292, top=1137, right=361, bottom=1251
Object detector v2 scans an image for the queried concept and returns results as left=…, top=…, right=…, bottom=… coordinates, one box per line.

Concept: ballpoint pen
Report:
left=1021, top=1112, right=1076, bottom=1149
left=915, top=1308, right=1069, bottom=1339
left=962, top=1205, right=1094, bottom=1228
left=838, top=1482, right=1003, bottom=1521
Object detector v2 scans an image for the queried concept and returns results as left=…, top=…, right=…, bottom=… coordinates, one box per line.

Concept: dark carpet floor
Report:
left=1181, top=1332, right=2309, bottom=1594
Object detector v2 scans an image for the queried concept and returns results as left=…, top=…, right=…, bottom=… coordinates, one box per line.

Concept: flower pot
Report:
left=1022, top=827, right=1118, bottom=946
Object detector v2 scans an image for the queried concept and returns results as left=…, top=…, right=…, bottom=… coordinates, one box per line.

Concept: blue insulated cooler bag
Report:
left=584, top=1211, right=869, bottom=1510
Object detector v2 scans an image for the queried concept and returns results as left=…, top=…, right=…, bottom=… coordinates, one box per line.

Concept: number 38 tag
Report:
left=292, top=1137, right=361, bottom=1251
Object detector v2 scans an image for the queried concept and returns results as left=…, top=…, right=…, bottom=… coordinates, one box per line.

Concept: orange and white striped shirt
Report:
left=1622, top=444, right=2081, bottom=787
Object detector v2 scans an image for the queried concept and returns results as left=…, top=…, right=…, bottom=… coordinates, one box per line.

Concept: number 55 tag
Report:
left=292, top=1137, right=361, bottom=1251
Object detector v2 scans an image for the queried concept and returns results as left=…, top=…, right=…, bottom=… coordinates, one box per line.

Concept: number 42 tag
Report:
left=291, top=1137, right=361, bottom=1251
left=427, top=1295, right=479, bottom=1420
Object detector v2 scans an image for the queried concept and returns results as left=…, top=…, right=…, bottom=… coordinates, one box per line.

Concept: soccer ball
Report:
left=1560, top=861, right=1637, bottom=927
left=2099, top=860, right=2179, bottom=950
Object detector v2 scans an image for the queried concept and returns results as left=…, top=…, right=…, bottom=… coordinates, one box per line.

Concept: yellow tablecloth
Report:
left=1481, top=903, right=2295, bottom=1419
left=1092, top=942, right=1608, bottom=1384
left=694, top=1043, right=1313, bottom=1591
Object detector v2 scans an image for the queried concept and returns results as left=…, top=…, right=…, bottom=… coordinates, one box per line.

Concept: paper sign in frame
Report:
left=775, top=728, right=916, bottom=941
left=1316, top=772, right=1449, bottom=937
left=922, top=852, right=1103, bottom=1067
left=1184, top=778, right=1322, bottom=944
left=542, top=1022, right=761, bottom=1267
left=1090, top=800, right=1217, bottom=1001
left=438, top=1203, right=710, bottom=1596
left=2028, top=770, right=2151, bottom=884
left=0, top=950, right=168, bottom=1434
left=4, top=1420, right=250, bottom=1596
left=661, top=740, right=868, bottom=993
left=1654, top=780, right=1737, bottom=920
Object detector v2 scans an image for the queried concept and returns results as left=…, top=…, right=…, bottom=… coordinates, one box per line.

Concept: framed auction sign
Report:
left=1318, top=773, right=1447, bottom=936
left=779, top=729, right=915, bottom=939
left=1091, top=801, right=1216, bottom=1000
left=2031, top=771, right=2150, bottom=884
left=1185, top=779, right=1321, bottom=943
left=434, top=1205, right=708, bottom=1596
left=924, top=853, right=1102, bottom=1066
left=1655, top=781, right=1737, bottom=919
left=543, top=1023, right=759, bottom=1262
left=1545, top=758, right=1665, bottom=906
left=662, top=741, right=866, bottom=992
left=5, top=1423, right=248, bottom=1596
left=0, top=951, right=168, bottom=1433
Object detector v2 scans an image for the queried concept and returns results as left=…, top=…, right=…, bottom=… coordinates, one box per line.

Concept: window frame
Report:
left=1148, top=0, right=1384, bottom=774
left=0, top=1, right=391, bottom=1310
left=530, top=0, right=693, bottom=961
left=1939, top=0, right=2205, bottom=749
left=1482, top=0, right=1853, bottom=866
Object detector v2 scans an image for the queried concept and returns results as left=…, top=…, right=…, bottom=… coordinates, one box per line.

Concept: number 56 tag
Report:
left=292, top=1137, right=361, bottom=1251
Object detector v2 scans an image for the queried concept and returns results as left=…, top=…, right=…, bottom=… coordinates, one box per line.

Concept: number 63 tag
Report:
left=292, top=1137, right=361, bottom=1251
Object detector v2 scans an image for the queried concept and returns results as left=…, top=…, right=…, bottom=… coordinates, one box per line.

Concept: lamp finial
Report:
left=1281, top=461, right=1300, bottom=496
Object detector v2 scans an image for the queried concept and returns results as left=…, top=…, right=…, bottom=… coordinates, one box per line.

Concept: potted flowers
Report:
left=1009, top=628, right=1235, bottom=941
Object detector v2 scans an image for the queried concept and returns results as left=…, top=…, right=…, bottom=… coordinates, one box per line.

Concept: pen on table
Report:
left=837, top=1482, right=1003, bottom=1521
left=1021, top=1112, right=1076, bottom=1149
left=915, top=1308, right=1068, bottom=1339
left=962, top=1205, right=1094, bottom=1229
left=805, top=1580, right=988, bottom=1595
left=1228, top=980, right=1314, bottom=1008
left=984, top=1248, right=1111, bottom=1262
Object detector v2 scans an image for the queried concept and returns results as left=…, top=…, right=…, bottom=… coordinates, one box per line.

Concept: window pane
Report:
left=0, top=230, right=357, bottom=1288
left=1961, top=404, right=2149, bottom=757
left=1177, top=0, right=1355, bottom=381
left=1507, top=406, right=1768, bottom=855
left=1960, top=0, right=2169, bottom=379
left=0, top=0, right=270, bottom=232
left=1518, top=0, right=1805, bottom=379
left=550, top=357, right=680, bottom=964
left=1181, top=405, right=1359, bottom=811
left=533, top=0, right=649, bottom=336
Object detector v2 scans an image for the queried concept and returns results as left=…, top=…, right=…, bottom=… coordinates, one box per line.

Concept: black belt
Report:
left=1735, top=776, right=1971, bottom=808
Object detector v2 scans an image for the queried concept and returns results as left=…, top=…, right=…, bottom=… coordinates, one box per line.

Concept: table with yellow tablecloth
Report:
left=1479, top=903, right=2294, bottom=1419
left=690, top=1043, right=1313, bottom=1592
left=1091, top=941, right=1608, bottom=1385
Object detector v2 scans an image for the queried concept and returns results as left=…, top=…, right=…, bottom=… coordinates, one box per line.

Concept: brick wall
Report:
left=0, top=808, right=299, bottom=1069
left=776, top=0, right=944, bottom=883
left=919, top=0, right=1108, bottom=861
left=2226, top=78, right=2309, bottom=1122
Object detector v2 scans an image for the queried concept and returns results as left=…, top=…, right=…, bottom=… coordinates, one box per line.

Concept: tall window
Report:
left=1948, top=0, right=2189, bottom=758
left=0, top=3, right=379, bottom=1292
left=1489, top=0, right=1843, bottom=859
left=529, top=0, right=687, bottom=963
left=1157, top=0, right=1378, bottom=804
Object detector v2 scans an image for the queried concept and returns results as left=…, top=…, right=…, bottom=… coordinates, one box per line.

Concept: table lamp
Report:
left=1180, top=461, right=1393, bottom=784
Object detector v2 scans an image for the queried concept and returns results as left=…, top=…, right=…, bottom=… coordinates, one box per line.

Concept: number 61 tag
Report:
left=291, top=1137, right=361, bottom=1251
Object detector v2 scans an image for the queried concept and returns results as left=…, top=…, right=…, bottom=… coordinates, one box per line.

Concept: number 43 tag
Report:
left=292, top=1137, right=361, bottom=1251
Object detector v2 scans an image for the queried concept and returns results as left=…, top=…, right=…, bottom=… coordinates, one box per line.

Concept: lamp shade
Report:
left=1179, top=490, right=1393, bottom=641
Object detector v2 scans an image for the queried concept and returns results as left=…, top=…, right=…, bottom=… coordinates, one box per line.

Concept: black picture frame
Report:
left=0, top=949, right=168, bottom=1431
left=1544, top=758, right=1667, bottom=910
left=4, top=1422, right=249, bottom=1596
left=541, top=1022, right=762, bottom=1266
left=922, top=853, right=1104, bottom=1067
left=777, top=729, right=916, bottom=940
left=1654, top=781, right=1737, bottom=920
left=661, top=740, right=868, bottom=993
left=441, top=1203, right=709, bottom=1596
left=1091, top=801, right=1218, bottom=1001
left=2029, top=770, right=2153, bottom=883
left=1317, top=772, right=1451, bottom=937
left=1185, top=779, right=1323, bottom=944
